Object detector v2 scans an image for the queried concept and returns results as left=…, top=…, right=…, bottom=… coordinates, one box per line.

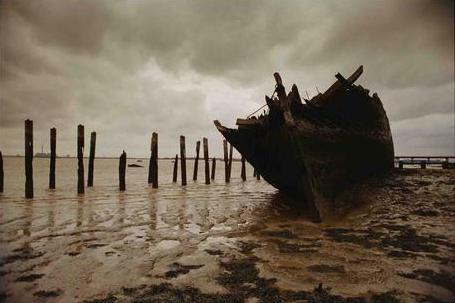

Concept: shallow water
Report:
left=0, top=158, right=454, bottom=302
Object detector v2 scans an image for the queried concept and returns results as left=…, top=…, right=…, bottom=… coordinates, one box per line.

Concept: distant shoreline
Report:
left=2, top=155, right=242, bottom=161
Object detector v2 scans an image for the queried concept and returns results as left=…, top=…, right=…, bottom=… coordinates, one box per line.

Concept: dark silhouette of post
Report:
left=211, top=157, right=216, bottom=180
left=87, top=131, right=96, bottom=187
left=119, top=151, right=126, bottom=191
left=228, top=143, right=233, bottom=180
left=172, top=154, right=178, bottom=182
left=223, top=140, right=229, bottom=183
left=193, top=141, right=200, bottom=181
left=180, top=136, right=187, bottom=186
left=49, top=128, right=56, bottom=189
left=151, top=132, right=158, bottom=188
left=77, top=125, right=84, bottom=194
left=25, top=119, right=33, bottom=198
left=148, top=136, right=153, bottom=184
left=398, top=161, right=403, bottom=169
left=0, top=151, right=3, bottom=193
left=241, top=155, right=246, bottom=181
left=253, top=168, right=260, bottom=180
left=420, top=160, right=426, bottom=169
left=203, top=138, right=210, bottom=185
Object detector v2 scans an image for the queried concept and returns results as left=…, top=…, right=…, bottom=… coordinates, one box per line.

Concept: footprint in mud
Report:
left=15, top=273, right=45, bottom=282
left=164, top=262, right=204, bottom=279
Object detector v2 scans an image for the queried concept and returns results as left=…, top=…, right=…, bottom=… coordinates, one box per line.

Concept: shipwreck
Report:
left=214, top=66, right=394, bottom=218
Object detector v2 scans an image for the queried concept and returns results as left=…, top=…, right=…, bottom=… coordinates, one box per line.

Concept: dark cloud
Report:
left=0, top=0, right=453, bottom=156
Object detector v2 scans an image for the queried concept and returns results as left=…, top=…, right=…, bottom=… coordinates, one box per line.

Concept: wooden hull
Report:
left=214, top=66, right=394, bottom=218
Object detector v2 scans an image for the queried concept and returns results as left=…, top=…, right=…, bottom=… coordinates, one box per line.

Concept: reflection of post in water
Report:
left=23, top=200, right=33, bottom=237
left=118, top=192, right=125, bottom=225
left=47, top=192, right=56, bottom=236
left=147, top=188, right=157, bottom=234
left=178, top=192, right=186, bottom=230
left=76, top=196, right=84, bottom=227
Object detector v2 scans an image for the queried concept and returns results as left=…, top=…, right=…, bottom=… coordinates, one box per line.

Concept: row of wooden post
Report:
left=1, top=120, right=261, bottom=197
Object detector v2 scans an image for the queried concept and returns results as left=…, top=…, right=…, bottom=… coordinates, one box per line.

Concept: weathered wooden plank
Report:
left=223, top=140, right=229, bottom=183
left=0, top=151, right=3, bottom=193
left=193, top=141, right=200, bottom=181
left=151, top=132, right=158, bottom=188
left=25, top=119, right=34, bottom=198
left=87, top=131, right=96, bottom=187
left=49, top=128, right=57, bottom=189
left=172, top=154, right=178, bottom=182
left=77, top=125, right=84, bottom=194
left=211, top=157, right=216, bottom=180
left=119, top=151, right=126, bottom=191
left=180, top=136, right=187, bottom=186
left=203, top=138, right=210, bottom=185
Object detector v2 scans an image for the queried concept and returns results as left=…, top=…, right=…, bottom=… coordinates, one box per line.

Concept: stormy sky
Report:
left=1, top=0, right=453, bottom=158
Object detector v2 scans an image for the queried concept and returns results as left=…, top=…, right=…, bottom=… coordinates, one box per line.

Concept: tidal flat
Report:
left=0, top=158, right=454, bottom=302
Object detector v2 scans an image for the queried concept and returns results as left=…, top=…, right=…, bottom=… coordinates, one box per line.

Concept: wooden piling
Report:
left=49, top=128, right=56, bottom=189
left=211, top=157, right=216, bottom=180
left=151, top=132, right=158, bottom=188
left=203, top=138, right=210, bottom=185
left=398, top=161, right=403, bottom=169
left=77, top=124, right=84, bottom=194
left=241, top=155, right=246, bottom=181
left=223, top=140, right=229, bottom=183
left=148, top=136, right=153, bottom=184
left=420, top=161, right=426, bottom=169
left=180, top=136, right=187, bottom=186
left=253, top=168, right=260, bottom=180
left=119, top=151, right=126, bottom=191
left=87, top=131, right=96, bottom=187
left=0, top=151, right=3, bottom=193
left=25, top=119, right=33, bottom=198
left=172, top=154, right=178, bottom=182
left=193, top=141, right=201, bottom=181
left=228, top=143, right=233, bottom=180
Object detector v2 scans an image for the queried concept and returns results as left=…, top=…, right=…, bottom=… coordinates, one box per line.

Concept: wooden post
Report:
left=172, top=154, right=178, bottom=182
left=398, top=160, right=403, bottom=169
left=228, top=143, right=233, bottom=181
left=211, top=157, right=216, bottom=180
left=49, top=128, right=56, bottom=189
left=241, top=155, right=246, bottom=181
left=420, top=160, right=426, bottom=169
left=119, top=151, right=126, bottom=191
left=203, top=138, right=210, bottom=185
left=151, top=132, right=158, bottom=188
left=87, top=131, right=96, bottom=187
left=25, top=119, right=33, bottom=198
left=253, top=168, right=260, bottom=180
left=223, top=140, right=229, bottom=183
left=0, top=151, right=3, bottom=193
left=193, top=141, right=200, bottom=181
left=77, top=124, right=84, bottom=194
left=180, top=136, right=187, bottom=186
left=148, top=136, right=153, bottom=184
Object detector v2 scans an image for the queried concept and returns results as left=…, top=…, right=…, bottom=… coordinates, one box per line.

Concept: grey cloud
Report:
left=0, top=0, right=453, bottom=157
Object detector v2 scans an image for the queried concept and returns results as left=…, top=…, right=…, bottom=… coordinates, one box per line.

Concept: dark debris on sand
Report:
left=33, top=289, right=62, bottom=298
left=15, top=273, right=45, bottom=282
left=80, top=257, right=402, bottom=303
left=165, top=262, right=204, bottom=279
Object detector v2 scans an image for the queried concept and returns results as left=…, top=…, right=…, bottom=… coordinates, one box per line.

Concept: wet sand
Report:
left=0, top=158, right=454, bottom=302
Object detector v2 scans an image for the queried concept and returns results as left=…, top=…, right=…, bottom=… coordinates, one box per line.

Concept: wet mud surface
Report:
left=0, top=162, right=454, bottom=302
